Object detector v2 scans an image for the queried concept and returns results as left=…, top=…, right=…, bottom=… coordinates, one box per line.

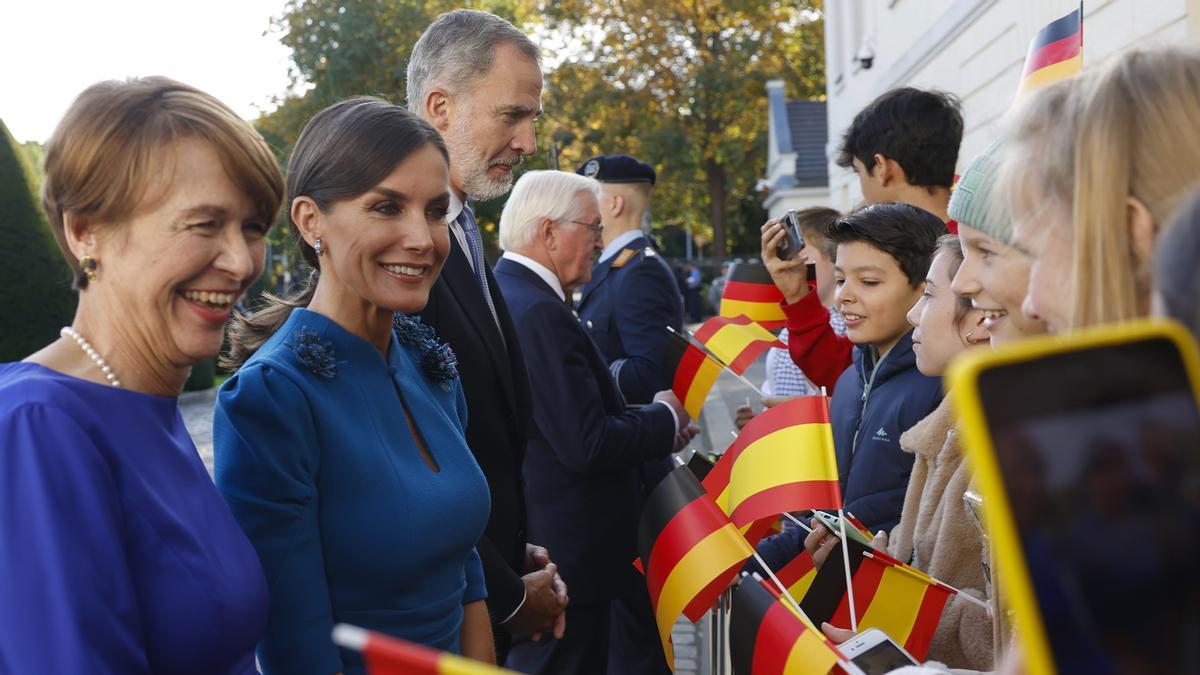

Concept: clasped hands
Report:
left=508, top=544, right=569, bottom=641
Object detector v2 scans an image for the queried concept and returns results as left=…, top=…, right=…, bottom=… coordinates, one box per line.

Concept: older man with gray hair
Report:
left=408, top=10, right=562, bottom=665
left=494, top=170, right=695, bottom=673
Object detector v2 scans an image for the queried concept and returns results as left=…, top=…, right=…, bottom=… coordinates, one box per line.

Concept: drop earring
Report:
left=314, top=238, right=325, bottom=257
left=76, top=256, right=98, bottom=289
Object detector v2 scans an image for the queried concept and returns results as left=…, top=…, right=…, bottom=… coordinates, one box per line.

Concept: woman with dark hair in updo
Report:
left=0, top=77, right=284, bottom=672
left=215, top=97, right=494, bottom=674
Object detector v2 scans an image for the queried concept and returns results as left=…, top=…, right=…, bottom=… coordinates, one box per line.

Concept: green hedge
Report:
left=0, top=120, right=76, bottom=361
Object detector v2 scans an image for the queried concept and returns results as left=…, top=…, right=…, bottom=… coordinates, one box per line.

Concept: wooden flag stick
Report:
left=666, top=325, right=768, bottom=399
left=836, top=509, right=859, bottom=632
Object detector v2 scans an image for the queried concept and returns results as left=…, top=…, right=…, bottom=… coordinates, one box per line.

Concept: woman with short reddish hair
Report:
left=0, top=76, right=283, bottom=672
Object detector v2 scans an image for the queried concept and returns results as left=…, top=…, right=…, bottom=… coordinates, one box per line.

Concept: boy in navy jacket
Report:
left=755, top=203, right=947, bottom=571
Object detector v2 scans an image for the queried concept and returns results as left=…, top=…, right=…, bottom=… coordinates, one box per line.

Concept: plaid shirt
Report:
left=762, top=307, right=847, bottom=397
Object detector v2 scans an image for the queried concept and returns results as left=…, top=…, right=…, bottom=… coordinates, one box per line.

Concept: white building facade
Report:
left=820, top=0, right=1200, bottom=211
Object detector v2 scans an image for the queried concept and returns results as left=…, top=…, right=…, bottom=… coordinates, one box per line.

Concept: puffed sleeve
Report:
left=213, top=365, right=342, bottom=675
left=463, top=546, right=487, bottom=604
left=0, top=404, right=151, bottom=673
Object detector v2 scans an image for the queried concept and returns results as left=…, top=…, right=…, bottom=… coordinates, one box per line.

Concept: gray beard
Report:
left=445, top=124, right=517, bottom=201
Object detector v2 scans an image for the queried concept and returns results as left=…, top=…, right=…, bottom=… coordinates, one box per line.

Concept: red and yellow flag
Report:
left=694, top=315, right=784, bottom=375
left=723, top=396, right=841, bottom=526
left=638, top=465, right=756, bottom=666
left=730, top=574, right=843, bottom=675
left=701, top=450, right=783, bottom=550
left=1017, top=6, right=1083, bottom=95
left=776, top=549, right=819, bottom=603
left=662, top=331, right=724, bottom=418
left=721, top=263, right=787, bottom=330
left=800, top=541, right=956, bottom=662
left=332, top=624, right=514, bottom=675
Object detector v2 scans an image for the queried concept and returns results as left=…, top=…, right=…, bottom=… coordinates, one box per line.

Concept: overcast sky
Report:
left=1, top=0, right=294, bottom=144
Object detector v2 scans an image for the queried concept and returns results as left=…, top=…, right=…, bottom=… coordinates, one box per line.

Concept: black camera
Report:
left=775, top=209, right=805, bottom=260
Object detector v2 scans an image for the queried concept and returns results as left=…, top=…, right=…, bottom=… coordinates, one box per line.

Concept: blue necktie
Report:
left=459, top=205, right=499, bottom=323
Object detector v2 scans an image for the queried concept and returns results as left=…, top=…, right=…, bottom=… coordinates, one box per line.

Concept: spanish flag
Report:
left=724, top=396, right=841, bottom=526
left=1017, top=6, right=1083, bottom=95
left=694, top=315, right=785, bottom=375
left=799, top=540, right=956, bottom=661
left=332, top=624, right=514, bottom=674
left=730, top=573, right=843, bottom=675
left=701, top=450, right=784, bottom=549
left=662, top=331, right=724, bottom=418
left=721, top=263, right=787, bottom=329
left=638, top=465, right=756, bottom=666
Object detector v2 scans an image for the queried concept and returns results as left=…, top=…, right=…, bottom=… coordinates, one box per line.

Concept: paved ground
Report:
left=178, top=357, right=766, bottom=675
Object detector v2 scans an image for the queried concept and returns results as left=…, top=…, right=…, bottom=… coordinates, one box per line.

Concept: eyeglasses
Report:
left=568, top=219, right=604, bottom=240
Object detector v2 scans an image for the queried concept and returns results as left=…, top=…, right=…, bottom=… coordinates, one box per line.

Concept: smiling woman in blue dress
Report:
left=0, top=77, right=284, bottom=672
left=215, top=97, right=493, bottom=674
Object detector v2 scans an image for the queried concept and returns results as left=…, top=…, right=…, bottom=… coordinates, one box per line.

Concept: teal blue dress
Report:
left=214, top=308, right=490, bottom=674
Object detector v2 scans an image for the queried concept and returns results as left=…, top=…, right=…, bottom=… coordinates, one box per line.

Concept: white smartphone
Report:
left=810, top=510, right=875, bottom=548
left=840, top=628, right=920, bottom=674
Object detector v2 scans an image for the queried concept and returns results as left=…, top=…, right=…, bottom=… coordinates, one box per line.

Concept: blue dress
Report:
left=214, top=308, right=490, bottom=674
left=0, top=362, right=268, bottom=673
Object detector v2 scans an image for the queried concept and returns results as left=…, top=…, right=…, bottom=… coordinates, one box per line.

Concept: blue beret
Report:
left=575, top=154, right=656, bottom=186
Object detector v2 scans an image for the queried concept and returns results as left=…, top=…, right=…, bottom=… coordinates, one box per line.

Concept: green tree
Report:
left=0, top=120, right=76, bottom=361
left=541, top=0, right=825, bottom=257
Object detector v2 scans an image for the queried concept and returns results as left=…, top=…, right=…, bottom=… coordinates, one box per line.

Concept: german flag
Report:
left=730, top=573, right=843, bottom=675
left=662, top=331, right=724, bottom=418
left=638, top=465, right=755, bottom=665
left=693, top=315, right=784, bottom=375
left=331, top=624, right=514, bottom=674
left=1017, top=6, right=1082, bottom=95
left=721, top=263, right=786, bottom=329
left=799, top=540, right=956, bottom=661
left=723, top=396, right=841, bottom=526
left=776, top=549, right=819, bottom=603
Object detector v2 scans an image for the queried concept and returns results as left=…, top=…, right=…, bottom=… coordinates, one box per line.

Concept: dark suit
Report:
left=577, top=235, right=683, bottom=674
left=415, top=226, right=533, bottom=661
left=578, top=236, right=684, bottom=406
left=495, top=258, right=676, bottom=674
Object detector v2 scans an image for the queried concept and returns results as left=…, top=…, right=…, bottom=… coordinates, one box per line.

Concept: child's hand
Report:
left=734, top=404, right=755, bottom=430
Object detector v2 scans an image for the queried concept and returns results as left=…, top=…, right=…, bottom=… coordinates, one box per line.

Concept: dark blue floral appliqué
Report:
left=393, top=313, right=459, bottom=391
left=289, top=328, right=338, bottom=378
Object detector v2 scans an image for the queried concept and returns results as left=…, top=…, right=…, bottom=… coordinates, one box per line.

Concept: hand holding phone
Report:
left=775, top=209, right=806, bottom=261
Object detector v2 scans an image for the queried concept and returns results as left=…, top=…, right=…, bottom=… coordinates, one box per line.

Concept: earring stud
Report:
left=314, top=238, right=325, bottom=257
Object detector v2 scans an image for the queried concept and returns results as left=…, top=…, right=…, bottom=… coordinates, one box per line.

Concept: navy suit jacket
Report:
left=494, top=258, right=676, bottom=604
left=577, top=236, right=684, bottom=405
left=415, top=232, right=532, bottom=622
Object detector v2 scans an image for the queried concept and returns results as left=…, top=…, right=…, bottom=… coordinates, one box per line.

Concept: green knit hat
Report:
left=948, top=139, right=1012, bottom=243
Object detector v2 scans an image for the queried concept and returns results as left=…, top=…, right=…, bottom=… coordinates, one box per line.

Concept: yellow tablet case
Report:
left=946, top=319, right=1200, bottom=675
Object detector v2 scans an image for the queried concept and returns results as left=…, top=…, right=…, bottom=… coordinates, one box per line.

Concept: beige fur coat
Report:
left=887, top=395, right=994, bottom=671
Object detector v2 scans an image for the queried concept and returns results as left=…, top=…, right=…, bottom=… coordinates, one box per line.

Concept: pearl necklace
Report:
left=60, top=327, right=122, bottom=388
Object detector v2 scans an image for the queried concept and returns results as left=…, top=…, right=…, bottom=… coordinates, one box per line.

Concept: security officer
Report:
left=575, top=154, right=684, bottom=406
left=576, top=154, right=683, bottom=675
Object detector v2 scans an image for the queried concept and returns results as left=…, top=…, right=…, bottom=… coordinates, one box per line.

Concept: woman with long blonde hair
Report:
left=1005, top=45, right=1200, bottom=332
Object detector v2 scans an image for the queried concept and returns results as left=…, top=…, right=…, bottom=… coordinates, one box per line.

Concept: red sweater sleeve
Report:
left=782, top=292, right=854, bottom=393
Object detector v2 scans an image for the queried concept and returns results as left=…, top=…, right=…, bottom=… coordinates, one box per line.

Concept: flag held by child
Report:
left=723, top=396, right=842, bottom=526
